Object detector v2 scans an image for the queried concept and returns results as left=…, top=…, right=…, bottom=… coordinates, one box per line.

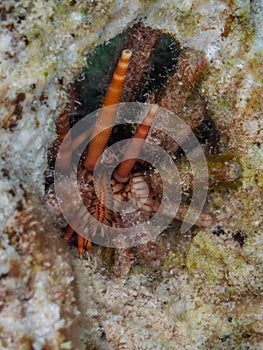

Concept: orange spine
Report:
left=84, top=49, right=132, bottom=172
left=113, top=104, right=158, bottom=183
left=77, top=234, right=85, bottom=257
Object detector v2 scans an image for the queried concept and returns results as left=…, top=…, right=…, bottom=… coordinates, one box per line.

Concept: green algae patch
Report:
left=186, top=228, right=263, bottom=305
left=162, top=249, right=187, bottom=273
left=186, top=231, right=251, bottom=288
left=186, top=231, right=227, bottom=281
left=239, top=144, right=263, bottom=190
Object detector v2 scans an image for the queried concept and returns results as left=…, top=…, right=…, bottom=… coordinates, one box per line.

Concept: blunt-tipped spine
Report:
left=113, top=104, right=158, bottom=183
left=83, top=49, right=132, bottom=172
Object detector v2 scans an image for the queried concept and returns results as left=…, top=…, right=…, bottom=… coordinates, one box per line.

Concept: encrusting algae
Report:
left=0, top=0, right=262, bottom=349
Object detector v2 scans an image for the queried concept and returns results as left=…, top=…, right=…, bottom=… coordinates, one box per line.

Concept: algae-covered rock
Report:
left=0, top=0, right=262, bottom=349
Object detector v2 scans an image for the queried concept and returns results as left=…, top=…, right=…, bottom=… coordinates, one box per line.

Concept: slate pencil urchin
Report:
left=45, top=22, right=241, bottom=271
